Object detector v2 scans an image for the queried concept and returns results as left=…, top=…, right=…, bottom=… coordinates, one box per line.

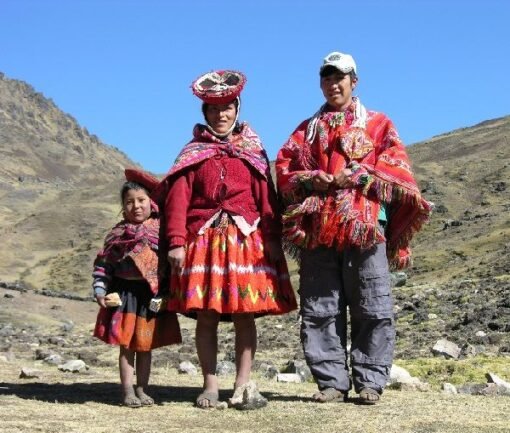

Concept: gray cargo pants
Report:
left=299, top=242, right=395, bottom=394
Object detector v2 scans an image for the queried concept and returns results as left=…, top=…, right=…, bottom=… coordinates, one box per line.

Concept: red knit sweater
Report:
left=165, top=154, right=281, bottom=248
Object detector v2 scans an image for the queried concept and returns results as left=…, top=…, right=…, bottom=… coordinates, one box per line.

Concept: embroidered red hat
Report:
left=124, top=168, right=160, bottom=193
left=191, top=70, right=247, bottom=104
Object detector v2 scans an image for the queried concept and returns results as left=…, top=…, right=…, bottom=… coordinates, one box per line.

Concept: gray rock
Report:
left=282, top=359, right=311, bottom=382
left=60, top=321, right=74, bottom=333
left=58, top=359, right=88, bottom=373
left=216, top=360, right=236, bottom=376
left=178, top=361, right=197, bottom=375
left=43, top=354, right=64, bottom=365
left=486, top=372, right=510, bottom=392
left=20, top=367, right=42, bottom=378
left=389, top=364, right=412, bottom=384
left=442, top=383, right=458, bottom=394
left=391, top=272, right=408, bottom=287
left=257, top=362, right=279, bottom=379
left=277, top=373, right=303, bottom=383
left=432, top=339, right=461, bottom=359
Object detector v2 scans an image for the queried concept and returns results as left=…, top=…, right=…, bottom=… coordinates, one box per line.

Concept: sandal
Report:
left=122, top=393, right=142, bottom=408
left=228, top=381, right=268, bottom=410
left=358, top=387, right=380, bottom=405
left=312, top=388, right=347, bottom=403
left=135, top=388, right=154, bottom=406
left=196, top=390, right=219, bottom=409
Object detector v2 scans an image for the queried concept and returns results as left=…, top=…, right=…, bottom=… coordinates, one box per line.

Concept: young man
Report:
left=276, top=51, right=432, bottom=404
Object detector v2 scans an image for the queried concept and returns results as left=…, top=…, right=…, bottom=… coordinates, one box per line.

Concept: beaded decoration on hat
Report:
left=191, top=70, right=247, bottom=104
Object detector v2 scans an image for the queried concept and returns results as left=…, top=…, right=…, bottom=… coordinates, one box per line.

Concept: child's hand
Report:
left=168, top=247, right=185, bottom=271
left=95, top=294, right=107, bottom=308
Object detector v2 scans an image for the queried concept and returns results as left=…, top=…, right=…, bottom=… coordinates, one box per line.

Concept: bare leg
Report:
left=119, top=346, right=140, bottom=407
left=232, top=313, right=256, bottom=388
left=135, top=351, right=154, bottom=405
left=195, top=310, right=220, bottom=408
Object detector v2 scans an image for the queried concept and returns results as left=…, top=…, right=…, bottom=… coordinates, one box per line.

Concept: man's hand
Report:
left=168, top=247, right=185, bottom=271
left=332, top=168, right=355, bottom=188
left=312, top=171, right=334, bottom=191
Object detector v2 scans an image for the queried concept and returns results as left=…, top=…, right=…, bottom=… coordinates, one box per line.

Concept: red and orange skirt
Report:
left=94, top=279, right=182, bottom=352
left=168, top=223, right=297, bottom=316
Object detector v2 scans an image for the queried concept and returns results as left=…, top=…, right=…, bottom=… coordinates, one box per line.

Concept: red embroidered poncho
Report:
left=159, top=123, right=281, bottom=248
left=276, top=98, right=432, bottom=269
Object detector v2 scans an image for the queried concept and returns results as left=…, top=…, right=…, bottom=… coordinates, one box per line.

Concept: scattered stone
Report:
left=257, top=361, right=279, bottom=379
left=178, top=361, right=197, bottom=375
left=389, top=364, right=412, bottom=383
left=442, top=383, right=458, bottom=394
left=277, top=373, right=303, bottom=383
left=428, top=313, right=438, bottom=320
left=475, top=330, right=487, bottom=337
left=48, top=336, right=67, bottom=346
left=432, top=339, right=461, bottom=359
left=43, top=354, right=64, bottom=365
left=281, top=359, right=311, bottom=382
left=486, top=372, right=510, bottom=392
left=58, top=359, right=88, bottom=373
left=216, top=360, right=236, bottom=376
left=60, top=321, right=74, bottom=333
left=390, top=272, right=408, bottom=287
left=20, top=367, right=42, bottom=378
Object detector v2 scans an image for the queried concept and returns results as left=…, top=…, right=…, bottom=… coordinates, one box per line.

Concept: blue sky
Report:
left=1, top=0, right=509, bottom=174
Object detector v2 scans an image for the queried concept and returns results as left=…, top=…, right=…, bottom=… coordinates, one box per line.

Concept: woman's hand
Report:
left=265, top=240, right=284, bottom=263
left=332, top=168, right=355, bottom=189
left=167, top=247, right=185, bottom=271
left=311, top=171, right=334, bottom=191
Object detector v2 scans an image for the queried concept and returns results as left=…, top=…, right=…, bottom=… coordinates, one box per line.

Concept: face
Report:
left=320, top=70, right=357, bottom=110
left=123, top=188, right=151, bottom=224
left=205, top=102, right=237, bottom=135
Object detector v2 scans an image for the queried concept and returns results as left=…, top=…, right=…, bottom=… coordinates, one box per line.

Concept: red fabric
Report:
left=165, top=155, right=280, bottom=248
left=95, top=218, right=161, bottom=295
left=124, top=168, right=160, bottom=193
left=276, top=101, right=432, bottom=269
left=168, top=223, right=297, bottom=315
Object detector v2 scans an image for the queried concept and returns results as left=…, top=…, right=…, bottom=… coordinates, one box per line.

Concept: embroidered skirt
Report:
left=94, top=278, right=182, bottom=352
left=168, top=223, right=297, bottom=316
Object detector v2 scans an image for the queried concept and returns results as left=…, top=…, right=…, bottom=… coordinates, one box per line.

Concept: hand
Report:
left=265, top=240, right=284, bottom=263
left=167, top=247, right=185, bottom=271
left=312, top=171, right=334, bottom=191
left=95, top=295, right=107, bottom=308
left=332, top=168, right=355, bottom=189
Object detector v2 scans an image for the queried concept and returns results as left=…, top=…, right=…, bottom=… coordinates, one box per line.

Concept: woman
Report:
left=161, top=70, right=297, bottom=409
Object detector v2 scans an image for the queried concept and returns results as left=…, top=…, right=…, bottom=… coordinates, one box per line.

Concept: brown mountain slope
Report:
left=0, top=73, right=140, bottom=290
left=407, top=116, right=510, bottom=284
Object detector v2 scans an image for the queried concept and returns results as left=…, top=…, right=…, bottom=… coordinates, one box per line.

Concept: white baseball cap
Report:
left=320, top=51, right=357, bottom=75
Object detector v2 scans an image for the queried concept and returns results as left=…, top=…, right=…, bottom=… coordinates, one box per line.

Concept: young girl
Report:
left=93, top=168, right=181, bottom=408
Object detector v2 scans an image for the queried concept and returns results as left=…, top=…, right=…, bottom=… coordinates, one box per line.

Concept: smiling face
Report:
left=122, top=188, right=151, bottom=224
left=204, top=102, right=237, bottom=136
left=320, top=70, right=357, bottom=110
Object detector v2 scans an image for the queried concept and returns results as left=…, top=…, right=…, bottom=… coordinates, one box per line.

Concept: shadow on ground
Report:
left=0, top=381, right=368, bottom=406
